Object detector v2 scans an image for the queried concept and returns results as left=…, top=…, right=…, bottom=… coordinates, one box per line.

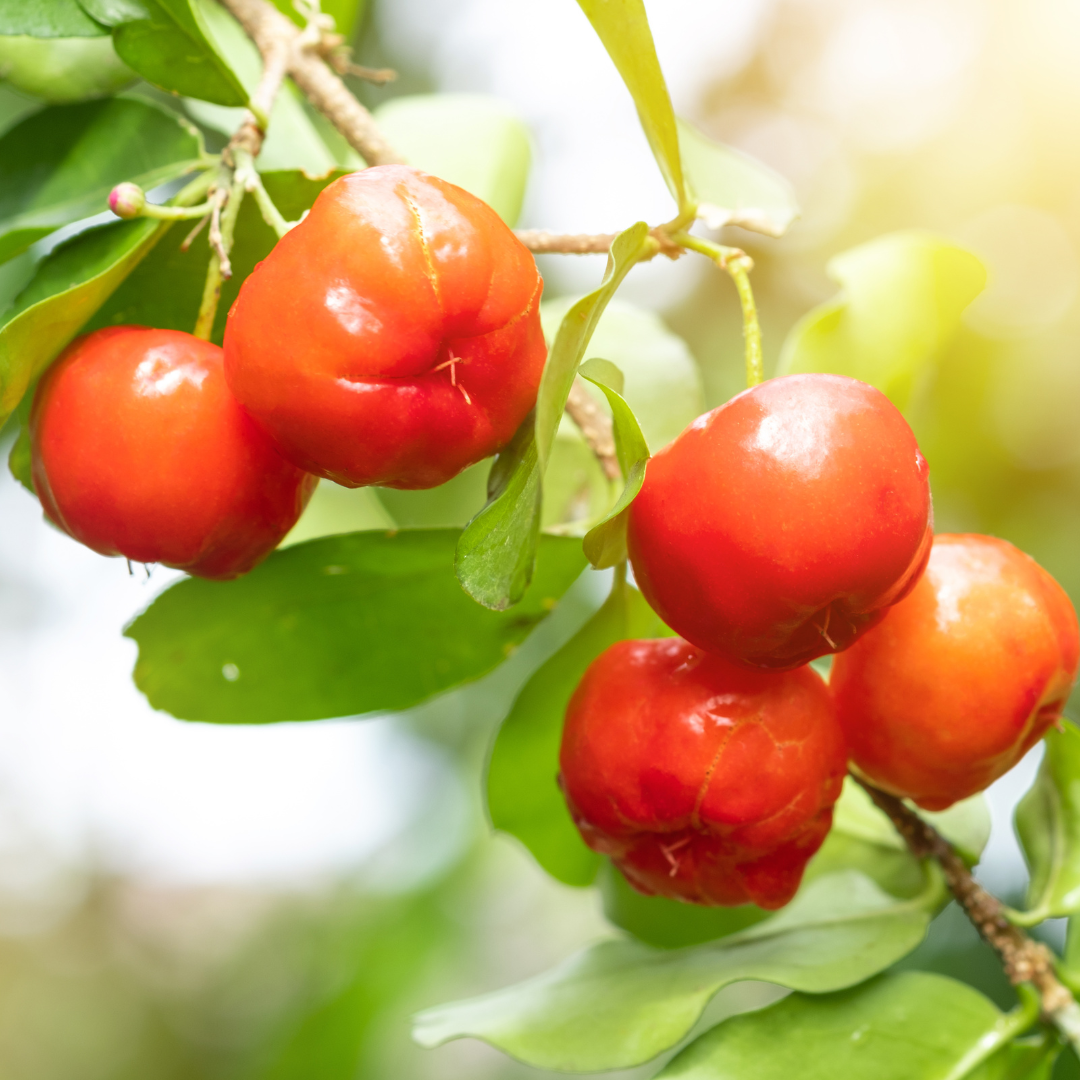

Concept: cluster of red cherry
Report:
left=29, top=165, right=545, bottom=577
left=560, top=377, right=1080, bottom=909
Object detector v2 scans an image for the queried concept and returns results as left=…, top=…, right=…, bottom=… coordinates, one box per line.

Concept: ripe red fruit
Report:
left=833, top=533, right=1079, bottom=811
left=559, top=638, right=847, bottom=909
left=30, top=326, right=316, bottom=580
left=223, top=165, right=546, bottom=490
left=626, top=374, right=933, bottom=671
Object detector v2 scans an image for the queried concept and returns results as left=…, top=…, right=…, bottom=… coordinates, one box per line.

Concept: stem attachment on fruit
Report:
left=674, top=232, right=764, bottom=388
left=855, top=775, right=1080, bottom=1057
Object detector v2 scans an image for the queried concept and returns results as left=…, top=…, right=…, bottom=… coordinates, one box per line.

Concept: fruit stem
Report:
left=193, top=170, right=246, bottom=341
left=855, top=775, right=1080, bottom=1058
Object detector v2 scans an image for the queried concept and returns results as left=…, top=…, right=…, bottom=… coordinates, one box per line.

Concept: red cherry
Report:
left=559, top=638, right=847, bottom=909
left=626, top=373, right=933, bottom=671
left=30, top=326, right=316, bottom=580
left=833, top=533, right=1079, bottom=810
left=223, top=165, right=546, bottom=490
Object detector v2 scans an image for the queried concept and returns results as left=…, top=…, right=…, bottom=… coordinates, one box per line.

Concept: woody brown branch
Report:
left=219, top=0, right=403, bottom=166
left=514, top=228, right=683, bottom=258
left=566, top=379, right=620, bottom=482
left=855, top=776, right=1080, bottom=1046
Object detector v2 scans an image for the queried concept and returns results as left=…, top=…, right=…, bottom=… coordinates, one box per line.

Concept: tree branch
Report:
left=219, top=0, right=403, bottom=166
left=514, top=228, right=683, bottom=258
left=565, top=379, right=620, bottom=482
left=855, top=775, right=1080, bottom=1052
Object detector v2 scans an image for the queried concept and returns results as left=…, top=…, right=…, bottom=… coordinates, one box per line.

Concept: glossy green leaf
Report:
left=0, top=34, right=135, bottom=104
left=455, top=221, right=651, bottom=610
left=540, top=295, right=705, bottom=454
left=779, top=231, right=987, bottom=410
left=602, top=778, right=986, bottom=949
left=579, top=359, right=650, bottom=569
left=0, top=99, right=200, bottom=265
left=412, top=870, right=933, bottom=1072
left=487, top=573, right=663, bottom=886
left=678, top=117, right=799, bottom=238
left=126, top=530, right=587, bottom=724
left=0, top=0, right=105, bottom=36
left=1015, top=720, right=1080, bottom=921
left=6, top=385, right=33, bottom=492
left=0, top=216, right=167, bottom=427
left=575, top=0, right=687, bottom=211
left=374, top=93, right=532, bottom=226
left=655, top=972, right=1020, bottom=1080
left=84, top=169, right=345, bottom=345
left=84, top=0, right=250, bottom=106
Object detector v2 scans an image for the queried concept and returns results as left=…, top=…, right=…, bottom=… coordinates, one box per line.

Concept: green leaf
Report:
left=602, top=778, right=986, bottom=949
left=84, top=169, right=345, bottom=345
left=126, top=530, right=587, bottom=724
left=412, top=870, right=933, bottom=1072
left=0, top=99, right=200, bottom=265
left=455, top=221, right=651, bottom=610
left=540, top=295, right=705, bottom=454
left=0, top=0, right=106, bottom=36
left=0, top=34, right=135, bottom=104
left=6, top=385, right=33, bottom=492
left=1015, top=720, right=1080, bottom=921
left=579, top=359, right=650, bottom=569
left=654, top=972, right=1020, bottom=1080
left=87, top=0, right=250, bottom=106
left=778, top=231, right=987, bottom=411
left=487, top=572, right=664, bottom=886
left=0, top=216, right=167, bottom=427
left=575, top=0, right=688, bottom=212
left=677, top=117, right=799, bottom=238
left=373, top=93, right=532, bottom=226
left=267, top=0, right=365, bottom=39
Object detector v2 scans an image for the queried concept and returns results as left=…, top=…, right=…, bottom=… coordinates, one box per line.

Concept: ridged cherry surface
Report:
left=559, top=637, right=847, bottom=909
left=224, top=165, right=546, bottom=490
left=833, top=533, right=1079, bottom=810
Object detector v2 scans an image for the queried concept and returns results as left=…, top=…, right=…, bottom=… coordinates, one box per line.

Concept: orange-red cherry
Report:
left=559, top=638, right=847, bottom=909
left=833, top=533, right=1079, bottom=810
left=627, top=374, right=933, bottom=671
left=30, top=326, right=315, bottom=580
left=223, top=165, right=546, bottom=490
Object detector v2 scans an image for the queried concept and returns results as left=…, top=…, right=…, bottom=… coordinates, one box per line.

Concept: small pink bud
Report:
left=109, top=182, right=145, bottom=219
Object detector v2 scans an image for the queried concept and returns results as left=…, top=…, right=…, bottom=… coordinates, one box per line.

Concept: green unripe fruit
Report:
left=0, top=35, right=136, bottom=104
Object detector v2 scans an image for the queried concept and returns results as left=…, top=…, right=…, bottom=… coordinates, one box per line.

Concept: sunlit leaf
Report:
left=456, top=221, right=651, bottom=610
left=1015, top=720, right=1080, bottom=920
left=374, top=93, right=532, bottom=226
left=81, top=0, right=249, bottom=106
left=575, top=0, right=687, bottom=211
left=677, top=117, right=799, bottom=238
left=0, top=0, right=106, bottom=36
left=487, top=572, right=663, bottom=886
left=778, top=231, right=987, bottom=410
left=413, top=870, right=933, bottom=1072
left=0, top=34, right=135, bottom=104
left=0, top=99, right=201, bottom=265
left=268, top=0, right=365, bottom=39
left=540, top=295, right=705, bottom=454
left=654, top=972, right=1021, bottom=1080
left=126, top=530, right=586, bottom=724
left=85, top=169, right=345, bottom=344
left=0, top=217, right=167, bottom=427
left=578, top=359, right=650, bottom=569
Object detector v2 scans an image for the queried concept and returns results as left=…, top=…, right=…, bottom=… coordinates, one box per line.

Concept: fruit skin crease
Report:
left=224, top=164, right=547, bottom=490
left=627, top=373, right=933, bottom=672
left=30, top=326, right=316, bottom=581
left=834, top=533, right=1080, bottom=811
left=559, top=638, right=848, bottom=909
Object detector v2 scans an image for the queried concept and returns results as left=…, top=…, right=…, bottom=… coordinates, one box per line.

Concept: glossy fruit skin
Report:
left=223, top=165, right=546, bottom=490
left=559, top=638, right=847, bottom=909
left=627, top=374, right=933, bottom=671
left=833, top=533, right=1079, bottom=811
left=31, top=326, right=316, bottom=580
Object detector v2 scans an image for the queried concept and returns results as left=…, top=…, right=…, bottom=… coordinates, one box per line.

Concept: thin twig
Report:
left=855, top=775, right=1080, bottom=1054
left=515, top=228, right=683, bottom=259
left=565, top=379, right=620, bottom=481
left=220, top=0, right=403, bottom=166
